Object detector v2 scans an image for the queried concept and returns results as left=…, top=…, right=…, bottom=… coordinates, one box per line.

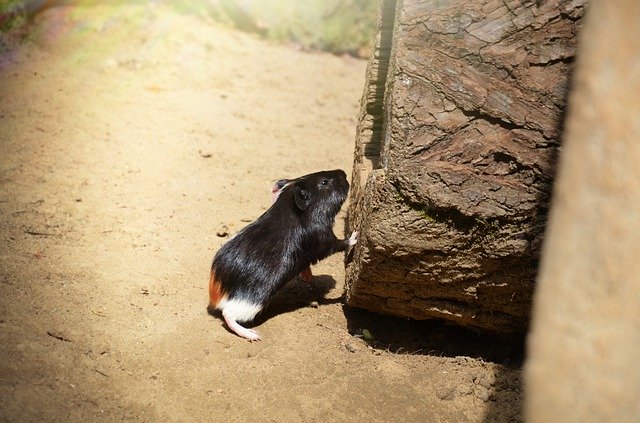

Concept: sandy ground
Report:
left=0, top=3, right=523, bottom=422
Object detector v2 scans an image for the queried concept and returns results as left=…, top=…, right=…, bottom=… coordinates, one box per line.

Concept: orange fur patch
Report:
left=209, top=269, right=225, bottom=307
left=300, top=267, right=313, bottom=283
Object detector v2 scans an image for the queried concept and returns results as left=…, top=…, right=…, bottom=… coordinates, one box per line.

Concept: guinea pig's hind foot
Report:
left=222, top=310, right=261, bottom=341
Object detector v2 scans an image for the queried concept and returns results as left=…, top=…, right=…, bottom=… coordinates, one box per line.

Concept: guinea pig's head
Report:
left=289, top=169, right=349, bottom=217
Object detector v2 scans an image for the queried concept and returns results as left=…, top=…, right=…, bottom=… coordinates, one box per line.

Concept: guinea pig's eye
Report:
left=321, top=179, right=329, bottom=186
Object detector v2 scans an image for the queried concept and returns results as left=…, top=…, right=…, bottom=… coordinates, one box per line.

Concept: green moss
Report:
left=396, top=188, right=503, bottom=236
left=416, top=209, right=437, bottom=223
left=0, top=0, right=27, bottom=33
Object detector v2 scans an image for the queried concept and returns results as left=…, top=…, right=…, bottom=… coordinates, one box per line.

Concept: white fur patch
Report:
left=216, top=298, right=263, bottom=323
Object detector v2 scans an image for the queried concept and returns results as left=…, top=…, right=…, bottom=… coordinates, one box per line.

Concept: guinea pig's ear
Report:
left=293, top=185, right=311, bottom=210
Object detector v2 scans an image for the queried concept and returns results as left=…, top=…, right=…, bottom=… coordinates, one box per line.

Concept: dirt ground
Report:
left=0, top=3, right=524, bottom=422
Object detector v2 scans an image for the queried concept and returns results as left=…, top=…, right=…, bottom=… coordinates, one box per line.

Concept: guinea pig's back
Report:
left=213, top=218, right=302, bottom=302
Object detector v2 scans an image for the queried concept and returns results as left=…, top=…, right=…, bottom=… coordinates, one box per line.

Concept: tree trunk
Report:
left=526, top=1, right=640, bottom=420
left=346, top=0, right=585, bottom=333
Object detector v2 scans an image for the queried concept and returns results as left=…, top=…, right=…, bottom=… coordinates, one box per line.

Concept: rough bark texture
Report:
left=525, top=1, right=640, bottom=421
left=346, top=0, right=585, bottom=333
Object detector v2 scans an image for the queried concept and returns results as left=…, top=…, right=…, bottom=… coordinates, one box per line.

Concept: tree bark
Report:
left=346, top=0, right=585, bottom=333
left=526, top=1, right=640, bottom=420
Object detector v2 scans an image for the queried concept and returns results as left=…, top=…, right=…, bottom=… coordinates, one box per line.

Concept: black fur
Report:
left=212, top=169, right=351, bottom=307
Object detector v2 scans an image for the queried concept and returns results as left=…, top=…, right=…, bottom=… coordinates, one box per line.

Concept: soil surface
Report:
left=0, top=3, right=524, bottom=422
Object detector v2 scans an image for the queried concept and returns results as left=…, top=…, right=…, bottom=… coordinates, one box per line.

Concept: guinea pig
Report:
left=209, top=169, right=357, bottom=341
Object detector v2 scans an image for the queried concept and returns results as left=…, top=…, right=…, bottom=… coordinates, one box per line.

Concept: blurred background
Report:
left=1, top=0, right=378, bottom=57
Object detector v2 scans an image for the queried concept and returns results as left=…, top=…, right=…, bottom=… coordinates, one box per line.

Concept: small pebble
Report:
left=479, top=376, right=492, bottom=389
left=216, top=226, right=229, bottom=237
left=457, top=384, right=472, bottom=395
left=345, top=343, right=357, bottom=353
left=472, top=371, right=481, bottom=384
left=508, top=373, right=521, bottom=386
left=477, top=386, right=490, bottom=402
left=435, top=385, right=456, bottom=401
left=462, top=372, right=474, bottom=384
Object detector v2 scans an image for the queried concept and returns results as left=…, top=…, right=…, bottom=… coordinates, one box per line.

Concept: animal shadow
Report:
left=255, top=274, right=341, bottom=323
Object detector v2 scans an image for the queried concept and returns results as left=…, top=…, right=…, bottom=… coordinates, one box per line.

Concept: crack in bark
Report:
left=391, top=180, right=512, bottom=234
left=530, top=55, right=575, bottom=67
left=458, top=108, right=524, bottom=132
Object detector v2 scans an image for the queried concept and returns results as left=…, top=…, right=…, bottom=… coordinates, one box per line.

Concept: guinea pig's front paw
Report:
left=348, top=231, right=358, bottom=247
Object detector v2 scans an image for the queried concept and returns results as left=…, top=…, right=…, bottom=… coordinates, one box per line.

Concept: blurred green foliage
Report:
left=0, top=0, right=29, bottom=52
left=239, top=0, right=378, bottom=57
left=173, top=0, right=378, bottom=57
left=0, top=0, right=27, bottom=33
left=0, top=0, right=378, bottom=57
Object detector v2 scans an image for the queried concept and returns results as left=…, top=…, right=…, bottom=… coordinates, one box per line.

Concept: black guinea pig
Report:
left=209, top=169, right=357, bottom=341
